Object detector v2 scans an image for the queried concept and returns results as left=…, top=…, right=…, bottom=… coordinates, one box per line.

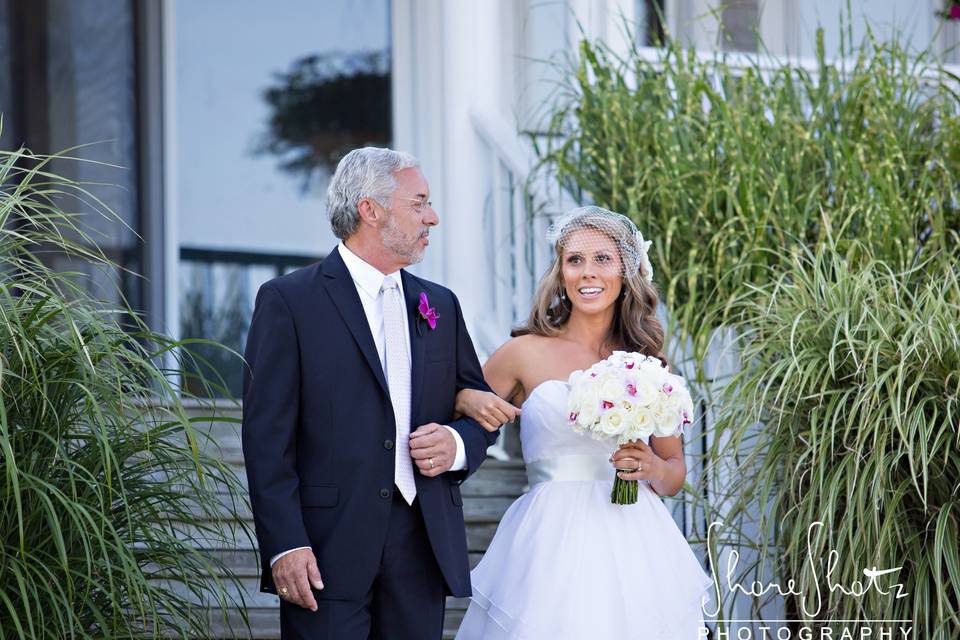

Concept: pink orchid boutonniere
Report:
left=416, top=292, right=439, bottom=335
left=937, top=1, right=960, bottom=19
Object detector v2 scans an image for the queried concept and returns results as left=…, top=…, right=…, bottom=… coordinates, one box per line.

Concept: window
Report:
left=637, top=0, right=666, bottom=47
left=172, top=0, right=392, bottom=398
left=0, top=0, right=150, bottom=317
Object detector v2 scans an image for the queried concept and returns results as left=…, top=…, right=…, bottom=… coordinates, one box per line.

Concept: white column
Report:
left=162, top=0, right=180, bottom=341
left=567, top=0, right=638, bottom=57
left=392, top=0, right=446, bottom=282
left=438, top=1, right=505, bottom=328
left=393, top=0, right=509, bottom=333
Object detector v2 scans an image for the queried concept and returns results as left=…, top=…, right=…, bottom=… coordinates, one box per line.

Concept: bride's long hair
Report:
left=512, top=211, right=665, bottom=362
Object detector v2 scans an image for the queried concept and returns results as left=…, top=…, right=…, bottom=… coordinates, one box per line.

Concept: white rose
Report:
left=629, top=407, right=656, bottom=439
left=576, top=389, right=597, bottom=413
left=649, top=399, right=674, bottom=426
left=653, top=406, right=682, bottom=436
left=599, top=407, right=629, bottom=437
left=577, top=404, right=599, bottom=429
left=632, top=380, right=659, bottom=407
left=572, top=379, right=599, bottom=405
left=655, top=423, right=681, bottom=437
left=638, top=358, right=665, bottom=377
left=597, top=373, right=625, bottom=403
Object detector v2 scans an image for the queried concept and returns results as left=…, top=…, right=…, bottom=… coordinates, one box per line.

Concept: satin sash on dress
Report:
left=525, top=454, right=612, bottom=486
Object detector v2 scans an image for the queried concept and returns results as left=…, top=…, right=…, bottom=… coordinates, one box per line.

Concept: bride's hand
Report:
left=455, top=388, right=521, bottom=432
left=610, top=440, right=664, bottom=483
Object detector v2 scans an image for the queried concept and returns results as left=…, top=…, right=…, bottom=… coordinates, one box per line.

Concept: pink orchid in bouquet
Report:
left=565, top=351, right=694, bottom=504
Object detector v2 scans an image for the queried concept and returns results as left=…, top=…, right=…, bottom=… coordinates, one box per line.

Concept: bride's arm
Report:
left=455, top=339, right=524, bottom=432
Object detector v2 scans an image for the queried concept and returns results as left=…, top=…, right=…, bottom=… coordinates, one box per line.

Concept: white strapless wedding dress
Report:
left=456, top=380, right=712, bottom=640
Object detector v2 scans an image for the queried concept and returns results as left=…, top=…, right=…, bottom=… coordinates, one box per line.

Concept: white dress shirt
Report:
left=270, top=243, right=466, bottom=566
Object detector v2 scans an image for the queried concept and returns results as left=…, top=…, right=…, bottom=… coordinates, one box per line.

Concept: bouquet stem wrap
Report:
left=611, top=471, right=639, bottom=504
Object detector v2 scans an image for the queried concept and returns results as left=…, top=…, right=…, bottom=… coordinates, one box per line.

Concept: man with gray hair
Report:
left=242, top=147, right=499, bottom=638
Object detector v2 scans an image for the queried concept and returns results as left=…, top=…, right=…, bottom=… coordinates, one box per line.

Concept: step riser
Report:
left=178, top=413, right=525, bottom=638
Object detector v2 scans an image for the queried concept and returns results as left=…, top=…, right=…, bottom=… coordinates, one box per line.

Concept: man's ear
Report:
left=357, top=197, right=381, bottom=227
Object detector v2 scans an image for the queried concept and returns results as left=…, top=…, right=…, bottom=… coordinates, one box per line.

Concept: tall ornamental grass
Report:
left=0, top=144, right=250, bottom=638
left=714, top=241, right=959, bottom=637
left=536, top=31, right=960, bottom=351
left=535, top=27, right=960, bottom=636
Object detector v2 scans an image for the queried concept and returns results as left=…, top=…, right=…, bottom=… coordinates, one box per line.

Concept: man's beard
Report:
left=380, top=214, right=427, bottom=265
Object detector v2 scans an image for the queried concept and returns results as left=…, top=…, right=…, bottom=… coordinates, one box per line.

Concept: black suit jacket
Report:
left=241, top=247, right=497, bottom=600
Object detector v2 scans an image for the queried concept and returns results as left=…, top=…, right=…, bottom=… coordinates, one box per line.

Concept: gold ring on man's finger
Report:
left=278, top=586, right=289, bottom=598
left=428, top=457, right=435, bottom=469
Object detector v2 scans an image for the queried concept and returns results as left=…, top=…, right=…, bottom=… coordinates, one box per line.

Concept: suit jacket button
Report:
left=379, top=488, right=391, bottom=499
left=384, top=439, right=394, bottom=450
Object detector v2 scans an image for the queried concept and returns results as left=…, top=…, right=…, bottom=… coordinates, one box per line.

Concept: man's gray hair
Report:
left=326, top=147, right=420, bottom=240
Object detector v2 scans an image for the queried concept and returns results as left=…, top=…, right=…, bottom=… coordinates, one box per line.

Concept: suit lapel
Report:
left=401, top=270, right=426, bottom=422
left=320, top=249, right=388, bottom=394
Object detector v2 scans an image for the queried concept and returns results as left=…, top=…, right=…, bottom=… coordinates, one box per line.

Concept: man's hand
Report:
left=410, top=423, right=457, bottom=477
left=272, top=548, right=323, bottom=611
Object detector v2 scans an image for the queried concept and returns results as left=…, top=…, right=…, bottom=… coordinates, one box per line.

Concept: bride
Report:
left=453, top=206, right=711, bottom=639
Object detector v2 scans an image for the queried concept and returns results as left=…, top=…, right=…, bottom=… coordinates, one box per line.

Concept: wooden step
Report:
left=178, top=406, right=527, bottom=638
left=209, top=459, right=527, bottom=497
left=197, top=548, right=488, bottom=577
left=191, top=491, right=519, bottom=524
left=197, top=597, right=470, bottom=639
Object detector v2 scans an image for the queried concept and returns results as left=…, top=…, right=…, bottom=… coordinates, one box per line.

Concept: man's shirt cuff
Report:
left=443, top=425, right=467, bottom=471
left=270, top=546, right=311, bottom=567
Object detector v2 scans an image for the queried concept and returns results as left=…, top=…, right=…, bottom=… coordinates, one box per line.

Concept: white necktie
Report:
left=381, top=276, right=416, bottom=504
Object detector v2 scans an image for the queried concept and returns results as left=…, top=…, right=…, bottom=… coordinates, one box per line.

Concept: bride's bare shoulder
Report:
left=485, top=334, right=557, bottom=403
left=494, top=333, right=554, bottom=360
left=484, top=334, right=552, bottom=373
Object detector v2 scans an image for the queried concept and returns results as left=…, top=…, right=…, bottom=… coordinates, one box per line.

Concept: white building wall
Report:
left=394, top=0, right=960, bottom=343
left=393, top=0, right=507, bottom=337
left=743, top=1, right=958, bottom=63
left=803, top=0, right=956, bottom=61
left=392, top=0, right=639, bottom=346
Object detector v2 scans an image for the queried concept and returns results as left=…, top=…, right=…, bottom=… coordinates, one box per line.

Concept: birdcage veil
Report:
left=545, top=206, right=654, bottom=283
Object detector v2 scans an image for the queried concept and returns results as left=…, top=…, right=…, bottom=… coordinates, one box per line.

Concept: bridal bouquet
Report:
left=566, top=351, right=694, bottom=504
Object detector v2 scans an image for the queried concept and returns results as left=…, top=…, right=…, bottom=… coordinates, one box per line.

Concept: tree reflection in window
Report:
left=255, top=50, right=391, bottom=190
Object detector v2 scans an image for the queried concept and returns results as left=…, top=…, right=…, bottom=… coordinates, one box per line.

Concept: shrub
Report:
left=0, top=145, right=250, bottom=638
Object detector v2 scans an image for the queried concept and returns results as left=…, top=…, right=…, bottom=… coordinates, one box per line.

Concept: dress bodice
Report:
left=519, top=380, right=618, bottom=475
